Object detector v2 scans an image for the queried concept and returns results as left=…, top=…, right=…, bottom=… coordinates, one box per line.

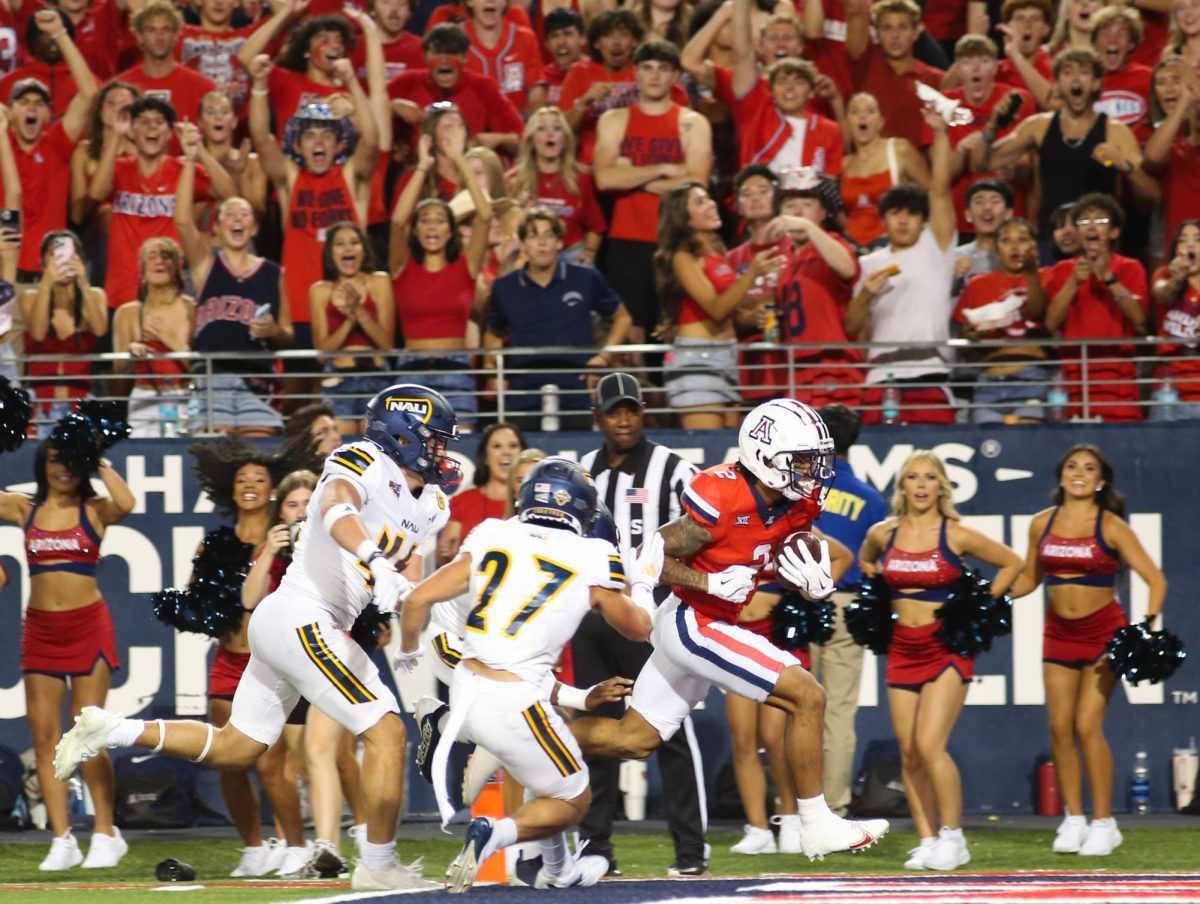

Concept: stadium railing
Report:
left=10, top=335, right=1192, bottom=433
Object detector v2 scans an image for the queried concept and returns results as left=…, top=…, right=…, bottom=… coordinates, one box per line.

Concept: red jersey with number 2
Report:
left=678, top=463, right=819, bottom=624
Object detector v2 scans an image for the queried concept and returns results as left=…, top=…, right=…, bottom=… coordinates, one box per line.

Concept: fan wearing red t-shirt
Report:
left=388, top=24, right=524, bottom=157
left=48, top=0, right=123, bottom=81
left=1149, top=221, right=1200, bottom=416
left=238, top=7, right=357, bottom=134
left=117, top=1, right=218, bottom=124
left=1044, top=193, right=1148, bottom=422
left=1090, top=5, right=1152, bottom=140
left=942, top=36, right=1033, bottom=234
left=349, top=0, right=424, bottom=81
left=89, top=96, right=232, bottom=308
left=248, top=53, right=378, bottom=360
left=558, top=10, right=688, bottom=165
left=508, top=107, right=605, bottom=261
left=542, top=8, right=587, bottom=106
left=178, top=0, right=269, bottom=110
left=464, top=0, right=545, bottom=115
left=593, top=40, right=712, bottom=340
left=951, top=217, right=1052, bottom=423
left=846, top=0, right=943, bottom=148
left=424, top=0, right=530, bottom=34
left=7, top=11, right=97, bottom=280
left=1142, top=63, right=1200, bottom=247
left=993, top=0, right=1053, bottom=101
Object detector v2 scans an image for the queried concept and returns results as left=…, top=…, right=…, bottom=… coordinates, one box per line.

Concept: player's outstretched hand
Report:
left=778, top=538, right=834, bottom=600
left=585, top=676, right=634, bottom=710
left=706, top=564, right=757, bottom=603
left=630, top=532, right=664, bottom=592
left=368, top=558, right=413, bottom=614
left=392, top=644, right=424, bottom=674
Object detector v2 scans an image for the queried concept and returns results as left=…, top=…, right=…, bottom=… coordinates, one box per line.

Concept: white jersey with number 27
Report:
left=458, top=518, right=626, bottom=684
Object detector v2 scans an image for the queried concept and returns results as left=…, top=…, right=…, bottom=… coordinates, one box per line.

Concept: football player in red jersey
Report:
left=570, top=399, right=891, bottom=860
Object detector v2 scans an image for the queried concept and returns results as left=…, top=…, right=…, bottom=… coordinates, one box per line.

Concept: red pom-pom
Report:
left=776, top=531, right=822, bottom=591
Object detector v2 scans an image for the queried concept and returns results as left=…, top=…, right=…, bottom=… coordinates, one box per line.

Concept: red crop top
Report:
left=325, top=290, right=379, bottom=349
left=394, top=256, right=475, bottom=342
left=1037, top=507, right=1120, bottom=588
left=881, top=518, right=964, bottom=603
left=25, top=500, right=102, bottom=577
left=679, top=254, right=737, bottom=325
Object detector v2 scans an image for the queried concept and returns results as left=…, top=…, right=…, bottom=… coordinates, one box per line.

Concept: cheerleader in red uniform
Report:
left=189, top=438, right=308, bottom=877
left=1013, top=444, right=1166, bottom=857
left=860, top=450, right=1021, bottom=871
left=0, top=443, right=133, bottom=870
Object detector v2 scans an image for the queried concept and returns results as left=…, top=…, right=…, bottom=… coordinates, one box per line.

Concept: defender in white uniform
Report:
left=398, top=458, right=659, bottom=893
left=53, top=385, right=463, bottom=892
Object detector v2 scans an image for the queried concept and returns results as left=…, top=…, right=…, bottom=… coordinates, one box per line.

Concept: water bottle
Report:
left=540, top=383, right=560, bottom=432
left=1047, top=373, right=1069, bottom=423
left=762, top=301, right=780, bottom=344
left=183, top=383, right=202, bottom=435
left=1131, top=750, right=1151, bottom=815
left=1153, top=375, right=1178, bottom=422
left=881, top=373, right=901, bottom=425
left=159, top=402, right=180, bottom=438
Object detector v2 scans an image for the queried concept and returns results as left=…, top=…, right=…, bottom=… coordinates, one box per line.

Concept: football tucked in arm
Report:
left=775, top=531, right=834, bottom=600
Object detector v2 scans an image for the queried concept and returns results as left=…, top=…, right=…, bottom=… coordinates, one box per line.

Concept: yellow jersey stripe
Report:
left=330, top=455, right=367, bottom=475
left=532, top=702, right=581, bottom=774
left=434, top=633, right=462, bottom=667
left=608, top=556, right=626, bottom=582
left=308, top=624, right=376, bottom=702
left=297, top=626, right=359, bottom=704
left=522, top=706, right=570, bottom=776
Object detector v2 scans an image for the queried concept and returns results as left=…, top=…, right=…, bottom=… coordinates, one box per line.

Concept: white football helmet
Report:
left=737, top=399, right=835, bottom=505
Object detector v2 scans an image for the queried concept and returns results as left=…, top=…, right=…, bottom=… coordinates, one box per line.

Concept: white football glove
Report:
left=706, top=564, right=757, bottom=603
left=629, top=533, right=664, bottom=593
left=777, top=538, right=834, bottom=601
left=368, top=556, right=414, bottom=614
left=392, top=643, right=425, bottom=674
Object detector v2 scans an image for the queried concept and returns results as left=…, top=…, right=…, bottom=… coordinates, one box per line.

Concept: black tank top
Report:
left=192, top=252, right=281, bottom=378
left=1037, top=112, right=1116, bottom=235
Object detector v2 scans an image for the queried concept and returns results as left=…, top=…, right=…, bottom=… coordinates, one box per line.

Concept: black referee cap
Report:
left=594, top=373, right=643, bottom=411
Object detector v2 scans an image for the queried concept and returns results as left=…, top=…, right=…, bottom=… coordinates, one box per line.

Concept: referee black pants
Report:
left=571, top=611, right=707, bottom=870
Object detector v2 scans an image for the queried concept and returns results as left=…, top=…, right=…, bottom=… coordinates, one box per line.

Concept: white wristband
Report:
left=551, top=681, right=594, bottom=711
left=323, top=502, right=358, bottom=534
left=355, top=539, right=382, bottom=564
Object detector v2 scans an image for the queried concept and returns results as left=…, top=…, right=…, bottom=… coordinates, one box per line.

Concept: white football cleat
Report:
left=351, top=857, right=436, bottom=890
left=54, top=706, right=123, bottom=780
left=798, top=815, right=889, bottom=860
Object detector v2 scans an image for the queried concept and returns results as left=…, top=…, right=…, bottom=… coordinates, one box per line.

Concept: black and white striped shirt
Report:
left=580, top=438, right=698, bottom=549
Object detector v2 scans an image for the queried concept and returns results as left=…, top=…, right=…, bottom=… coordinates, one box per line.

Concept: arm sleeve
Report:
left=590, top=538, right=626, bottom=590
left=667, top=455, right=700, bottom=522
left=323, top=442, right=383, bottom=505
left=589, top=269, right=621, bottom=316
left=680, top=469, right=723, bottom=530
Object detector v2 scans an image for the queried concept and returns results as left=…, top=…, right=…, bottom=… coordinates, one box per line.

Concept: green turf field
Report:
left=3, top=827, right=1200, bottom=902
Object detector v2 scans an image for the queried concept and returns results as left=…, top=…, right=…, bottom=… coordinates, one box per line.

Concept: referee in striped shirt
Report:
left=575, top=373, right=709, bottom=877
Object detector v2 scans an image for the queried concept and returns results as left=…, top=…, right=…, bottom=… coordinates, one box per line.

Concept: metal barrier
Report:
left=9, top=336, right=1195, bottom=433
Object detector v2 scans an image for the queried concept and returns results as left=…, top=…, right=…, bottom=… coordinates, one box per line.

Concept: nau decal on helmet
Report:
left=385, top=397, right=434, bottom=423
left=747, top=414, right=776, bottom=443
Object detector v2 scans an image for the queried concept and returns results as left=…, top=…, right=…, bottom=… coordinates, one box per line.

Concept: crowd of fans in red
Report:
left=0, top=0, right=1197, bottom=432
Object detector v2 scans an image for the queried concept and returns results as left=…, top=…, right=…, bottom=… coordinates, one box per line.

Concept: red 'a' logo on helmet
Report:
left=747, top=415, right=775, bottom=443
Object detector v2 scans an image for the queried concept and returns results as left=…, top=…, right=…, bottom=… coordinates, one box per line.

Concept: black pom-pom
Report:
left=0, top=375, right=31, bottom=453
left=845, top=574, right=895, bottom=654
left=48, top=412, right=101, bottom=476
left=151, top=528, right=253, bottom=638
left=77, top=399, right=131, bottom=452
left=351, top=603, right=393, bottom=650
left=1106, top=620, right=1187, bottom=686
left=771, top=591, right=836, bottom=651
left=934, top=569, right=1013, bottom=658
